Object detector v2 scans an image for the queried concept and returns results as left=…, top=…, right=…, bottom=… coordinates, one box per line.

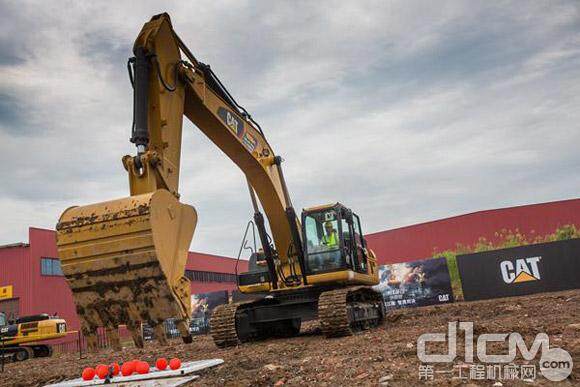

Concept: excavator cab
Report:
left=214, top=204, right=383, bottom=347
left=237, top=204, right=378, bottom=293
left=302, top=203, right=376, bottom=283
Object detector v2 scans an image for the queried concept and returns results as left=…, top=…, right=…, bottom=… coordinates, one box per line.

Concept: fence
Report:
left=51, top=326, right=136, bottom=355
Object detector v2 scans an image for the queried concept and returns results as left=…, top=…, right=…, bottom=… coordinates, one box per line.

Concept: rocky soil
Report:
left=1, top=290, right=578, bottom=386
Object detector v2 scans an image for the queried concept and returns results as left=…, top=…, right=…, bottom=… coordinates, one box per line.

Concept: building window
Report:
left=184, top=270, right=236, bottom=283
left=41, top=258, right=63, bottom=276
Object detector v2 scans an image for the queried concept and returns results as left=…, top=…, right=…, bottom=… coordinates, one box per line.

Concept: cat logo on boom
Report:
left=217, top=107, right=244, bottom=137
left=500, top=256, right=541, bottom=284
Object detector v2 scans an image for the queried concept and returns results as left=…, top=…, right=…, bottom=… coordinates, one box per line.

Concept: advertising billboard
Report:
left=457, top=238, right=580, bottom=301
left=374, top=257, right=454, bottom=310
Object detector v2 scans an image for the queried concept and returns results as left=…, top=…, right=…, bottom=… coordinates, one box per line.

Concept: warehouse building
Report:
left=1, top=198, right=578, bottom=331
left=366, top=198, right=580, bottom=264
left=0, top=227, right=247, bottom=331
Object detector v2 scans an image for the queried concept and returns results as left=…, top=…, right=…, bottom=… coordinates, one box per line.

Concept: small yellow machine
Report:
left=0, top=312, right=67, bottom=361
left=56, top=13, right=384, bottom=350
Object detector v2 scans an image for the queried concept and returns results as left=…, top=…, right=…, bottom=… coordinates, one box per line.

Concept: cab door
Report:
left=351, top=214, right=368, bottom=274
left=340, top=216, right=357, bottom=271
left=340, top=210, right=366, bottom=274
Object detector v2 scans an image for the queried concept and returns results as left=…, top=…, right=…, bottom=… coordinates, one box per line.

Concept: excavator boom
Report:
left=56, top=13, right=302, bottom=349
left=57, top=13, right=382, bottom=350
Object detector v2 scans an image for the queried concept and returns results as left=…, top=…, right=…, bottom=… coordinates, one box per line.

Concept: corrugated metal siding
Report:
left=186, top=251, right=248, bottom=273
left=0, top=243, right=30, bottom=316
left=27, top=228, right=80, bottom=329
left=190, top=281, right=239, bottom=294
left=185, top=252, right=247, bottom=295
left=366, top=198, right=580, bottom=264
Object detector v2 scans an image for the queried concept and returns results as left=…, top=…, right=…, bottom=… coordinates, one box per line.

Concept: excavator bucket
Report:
left=56, top=189, right=196, bottom=350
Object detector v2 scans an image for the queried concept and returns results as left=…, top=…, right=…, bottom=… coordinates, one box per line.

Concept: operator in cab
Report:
left=322, top=221, right=339, bottom=248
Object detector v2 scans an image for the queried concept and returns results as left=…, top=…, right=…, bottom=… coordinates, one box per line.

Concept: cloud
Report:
left=1, top=1, right=579, bottom=258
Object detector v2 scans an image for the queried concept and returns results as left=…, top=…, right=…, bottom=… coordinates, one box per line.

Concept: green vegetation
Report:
left=434, top=225, right=580, bottom=300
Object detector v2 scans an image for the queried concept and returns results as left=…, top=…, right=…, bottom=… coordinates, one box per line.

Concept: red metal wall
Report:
left=187, top=251, right=247, bottom=274
left=27, top=228, right=79, bottom=328
left=187, top=252, right=248, bottom=294
left=366, top=198, right=580, bottom=264
left=0, top=243, right=29, bottom=317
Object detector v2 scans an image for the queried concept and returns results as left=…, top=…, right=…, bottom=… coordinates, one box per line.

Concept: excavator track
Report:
left=319, top=286, right=384, bottom=338
left=210, top=303, right=241, bottom=348
left=318, top=288, right=352, bottom=337
left=211, top=287, right=384, bottom=348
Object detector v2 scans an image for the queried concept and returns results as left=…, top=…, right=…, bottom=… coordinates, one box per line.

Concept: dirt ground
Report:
left=1, top=289, right=579, bottom=386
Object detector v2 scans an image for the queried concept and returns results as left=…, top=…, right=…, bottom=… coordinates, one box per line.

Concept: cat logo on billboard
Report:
left=500, top=257, right=541, bottom=284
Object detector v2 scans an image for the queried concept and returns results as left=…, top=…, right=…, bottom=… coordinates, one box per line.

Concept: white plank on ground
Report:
left=44, top=359, right=224, bottom=387
left=83, top=375, right=198, bottom=387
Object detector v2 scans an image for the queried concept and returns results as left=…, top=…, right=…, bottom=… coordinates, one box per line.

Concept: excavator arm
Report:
left=178, top=32, right=307, bottom=290
left=56, top=13, right=304, bottom=349
left=129, top=12, right=306, bottom=289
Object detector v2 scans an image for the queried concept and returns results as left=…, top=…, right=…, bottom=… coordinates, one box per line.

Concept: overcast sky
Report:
left=1, top=1, right=579, bottom=257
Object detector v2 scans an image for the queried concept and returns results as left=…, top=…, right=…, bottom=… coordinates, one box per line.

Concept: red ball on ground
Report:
left=136, top=361, right=150, bottom=374
left=96, top=364, right=109, bottom=379
left=156, top=357, right=168, bottom=370
left=169, top=358, right=181, bottom=370
left=121, top=361, right=135, bottom=376
left=82, top=367, right=96, bottom=381
left=110, top=362, right=120, bottom=376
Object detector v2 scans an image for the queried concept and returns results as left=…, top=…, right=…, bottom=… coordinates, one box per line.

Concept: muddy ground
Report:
left=1, top=289, right=579, bottom=386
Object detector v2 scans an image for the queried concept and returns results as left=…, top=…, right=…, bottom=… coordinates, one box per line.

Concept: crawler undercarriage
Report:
left=211, top=286, right=384, bottom=347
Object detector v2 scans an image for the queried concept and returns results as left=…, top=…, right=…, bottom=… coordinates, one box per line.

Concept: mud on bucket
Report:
left=56, top=189, right=196, bottom=350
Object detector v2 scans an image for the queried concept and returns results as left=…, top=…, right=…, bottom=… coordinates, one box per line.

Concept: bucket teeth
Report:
left=56, top=189, right=196, bottom=350
left=106, top=326, right=122, bottom=351
left=127, top=320, right=144, bottom=349
left=153, top=324, right=168, bottom=346
left=176, top=319, right=193, bottom=344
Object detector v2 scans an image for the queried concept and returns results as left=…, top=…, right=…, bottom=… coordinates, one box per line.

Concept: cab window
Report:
left=304, top=210, right=340, bottom=252
left=352, top=214, right=367, bottom=272
left=352, top=215, right=363, bottom=247
left=304, top=209, right=345, bottom=273
left=304, top=216, right=321, bottom=247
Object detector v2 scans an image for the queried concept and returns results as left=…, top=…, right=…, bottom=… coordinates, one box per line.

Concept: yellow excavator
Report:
left=56, top=13, right=384, bottom=350
left=0, top=312, right=67, bottom=361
